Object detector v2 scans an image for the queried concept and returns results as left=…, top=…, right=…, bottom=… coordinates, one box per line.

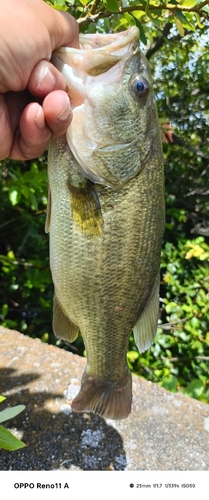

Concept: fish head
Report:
left=52, top=27, right=161, bottom=188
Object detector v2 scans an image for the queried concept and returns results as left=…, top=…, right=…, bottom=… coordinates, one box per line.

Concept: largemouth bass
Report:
left=46, top=27, right=165, bottom=420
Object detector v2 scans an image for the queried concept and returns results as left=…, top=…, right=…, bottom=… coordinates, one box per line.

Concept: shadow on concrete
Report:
left=0, top=368, right=126, bottom=471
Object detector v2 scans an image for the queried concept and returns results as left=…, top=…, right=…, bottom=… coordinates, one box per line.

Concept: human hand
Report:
left=0, top=0, right=79, bottom=161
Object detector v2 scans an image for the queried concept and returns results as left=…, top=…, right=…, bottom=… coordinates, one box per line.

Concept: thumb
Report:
left=49, top=10, right=80, bottom=51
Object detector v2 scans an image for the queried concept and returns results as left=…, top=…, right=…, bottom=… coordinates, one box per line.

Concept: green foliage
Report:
left=0, top=396, right=26, bottom=451
left=0, top=0, right=209, bottom=402
left=0, top=156, right=55, bottom=343
left=127, top=235, right=209, bottom=402
left=46, top=0, right=209, bottom=46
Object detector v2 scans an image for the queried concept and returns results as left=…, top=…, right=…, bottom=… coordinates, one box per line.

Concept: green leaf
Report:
left=161, top=375, right=178, bottom=392
left=146, top=9, right=163, bottom=28
left=174, top=9, right=196, bottom=31
left=182, top=379, right=205, bottom=399
left=174, top=17, right=185, bottom=36
left=0, top=396, right=6, bottom=404
left=41, top=333, right=49, bottom=343
left=78, top=0, right=91, bottom=5
left=180, top=0, right=198, bottom=6
left=165, top=301, right=179, bottom=313
left=0, top=425, right=26, bottom=451
left=127, top=350, right=139, bottom=363
left=50, top=0, right=68, bottom=9
left=193, top=12, right=204, bottom=28
left=105, top=0, right=119, bottom=13
left=29, top=191, right=38, bottom=211
left=134, top=0, right=146, bottom=5
left=190, top=316, right=200, bottom=329
left=131, top=15, right=147, bottom=45
left=123, top=12, right=135, bottom=25
left=0, top=405, right=25, bottom=424
left=9, top=189, right=20, bottom=206
left=1, top=303, right=9, bottom=318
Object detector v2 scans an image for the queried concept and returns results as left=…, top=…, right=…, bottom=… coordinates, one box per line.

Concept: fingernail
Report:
left=57, top=105, right=72, bottom=122
left=34, top=106, right=46, bottom=130
left=37, top=65, right=56, bottom=93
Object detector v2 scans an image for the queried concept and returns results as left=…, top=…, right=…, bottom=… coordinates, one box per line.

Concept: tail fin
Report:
left=71, top=369, right=132, bottom=420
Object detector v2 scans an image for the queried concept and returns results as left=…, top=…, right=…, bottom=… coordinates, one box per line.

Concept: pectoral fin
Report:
left=53, top=295, right=79, bottom=342
left=133, top=275, right=160, bottom=353
left=68, top=181, right=103, bottom=237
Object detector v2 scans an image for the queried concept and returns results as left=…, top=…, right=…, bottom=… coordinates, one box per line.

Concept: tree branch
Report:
left=146, top=22, right=173, bottom=59
left=163, top=356, right=209, bottom=362
left=89, top=0, right=102, bottom=16
left=119, top=0, right=209, bottom=14
left=78, top=0, right=209, bottom=26
left=172, top=134, right=209, bottom=161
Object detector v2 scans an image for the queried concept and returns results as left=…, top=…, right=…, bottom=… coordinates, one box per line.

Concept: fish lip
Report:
left=78, top=26, right=139, bottom=53
left=53, top=26, right=139, bottom=61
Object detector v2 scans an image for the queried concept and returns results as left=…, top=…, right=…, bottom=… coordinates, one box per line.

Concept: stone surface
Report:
left=0, top=326, right=209, bottom=471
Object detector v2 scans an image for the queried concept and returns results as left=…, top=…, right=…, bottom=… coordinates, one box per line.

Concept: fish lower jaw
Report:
left=71, top=369, right=132, bottom=420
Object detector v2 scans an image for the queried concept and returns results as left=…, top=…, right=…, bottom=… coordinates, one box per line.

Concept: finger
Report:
left=43, top=90, right=72, bottom=138
left=9, top=102, right=51, bottom=160
left=49, top=11, right=80, bottom=50
left=9, top=91, right=72, bottom=160
left=0, top=95, right=13, bottom=159
left=5, top=90, right=29, bottom=134
left=28, top=60, right=67, bottom=98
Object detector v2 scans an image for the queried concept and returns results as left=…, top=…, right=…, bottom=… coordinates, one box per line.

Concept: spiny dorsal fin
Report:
left=133, top=275, right=160, bottom=353
left=53, top=295, right=79, bottom=342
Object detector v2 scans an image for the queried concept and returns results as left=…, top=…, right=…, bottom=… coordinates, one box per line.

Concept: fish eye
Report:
left=129, top=75, right=149, bottom=99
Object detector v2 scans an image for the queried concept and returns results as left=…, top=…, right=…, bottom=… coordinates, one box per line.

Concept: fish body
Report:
left=46, top=27, right=165, bottom=419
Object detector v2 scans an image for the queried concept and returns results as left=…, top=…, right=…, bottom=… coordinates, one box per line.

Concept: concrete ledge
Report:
left=0, top=326, right=209, bottom=470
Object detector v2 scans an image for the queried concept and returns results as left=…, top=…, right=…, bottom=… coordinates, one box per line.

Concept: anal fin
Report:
left=133, top=275, right=160, bottom=353
left=53, top=295, right=79, bottom=342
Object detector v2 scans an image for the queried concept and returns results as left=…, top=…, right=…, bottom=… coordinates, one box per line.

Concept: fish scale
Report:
left=47, top=27, right=164, bottom=419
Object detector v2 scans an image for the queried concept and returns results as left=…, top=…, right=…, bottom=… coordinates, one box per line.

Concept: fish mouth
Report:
left=52, top=26, right=139, bottom=86
left=53, top=26, right=139, bottom=67
left=51, top=27, right=140, bottom=187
